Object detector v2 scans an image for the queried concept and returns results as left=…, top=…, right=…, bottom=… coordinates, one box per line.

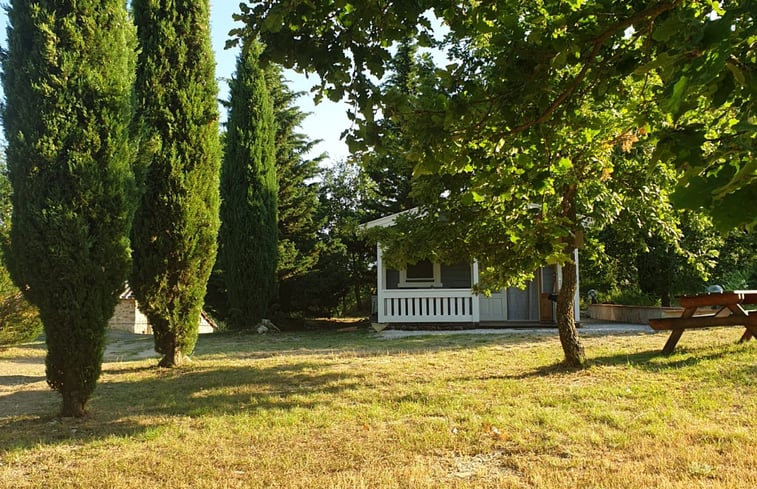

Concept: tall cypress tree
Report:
left=131, top=0, right=221, bottom=366
left=219, top=38, right=277, bottom=329
left=1, top=0, right=137, bottom=416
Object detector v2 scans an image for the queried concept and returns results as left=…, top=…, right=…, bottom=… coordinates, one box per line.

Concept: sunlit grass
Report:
left=1, top=326, right=755, bottom=488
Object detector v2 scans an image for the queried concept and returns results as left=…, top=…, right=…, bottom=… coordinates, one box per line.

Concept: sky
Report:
left=209, top=3, right=350, bottom=162
left=0, top=2, right=351, bottom=162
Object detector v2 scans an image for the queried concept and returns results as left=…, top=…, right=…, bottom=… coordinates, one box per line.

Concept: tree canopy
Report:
left=219, top=38, right=278, bottom=329
left=131, top=0, right=221, bottom=367
left=267, top=66, right=327, bottom=314
left=2, top=0, right=137, bottom=415
left=236, top=0, right=755, bottom=365
left=236, top=0, right=755, bottom=231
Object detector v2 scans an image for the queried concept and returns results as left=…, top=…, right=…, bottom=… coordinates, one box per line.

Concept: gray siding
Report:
left=441, top=262, right=471, bottom=288
left=386, top=269, right=400, bottom=289
left=507, top=279, right=540, bottom=320
left=385, top=262, right=471, bottom=289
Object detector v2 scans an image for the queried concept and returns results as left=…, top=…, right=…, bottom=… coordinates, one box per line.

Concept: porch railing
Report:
left=377, top=289, right=478, bottom=323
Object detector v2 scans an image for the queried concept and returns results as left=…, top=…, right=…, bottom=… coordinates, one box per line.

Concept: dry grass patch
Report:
left=1, top=327, right=755, bottom=488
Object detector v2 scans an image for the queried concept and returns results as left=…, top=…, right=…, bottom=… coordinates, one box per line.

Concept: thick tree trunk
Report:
left=158, top=347, right=189, bottom=368
left=60, top=371, right=87, bottom=418
left=556, top=255, right=585, bottom=368
left=155, top=331, right=189, bottom=368
left=60, top=394, right=87, bottom=418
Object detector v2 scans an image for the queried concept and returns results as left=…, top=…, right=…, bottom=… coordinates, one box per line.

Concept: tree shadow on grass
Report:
left=192, top=330, right=555, bottom=363
left=0, top=374, right=47, bottom=386
left=496, top=341, right=756, bottom=382
left=0, top=358, right=368, bottom=451
left=590, top=343, right=756, bottom=371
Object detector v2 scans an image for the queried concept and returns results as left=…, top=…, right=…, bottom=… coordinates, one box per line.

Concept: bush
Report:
left=0, top=268, right=42, bottom=345
left=602, top=287, right=660, bottom=307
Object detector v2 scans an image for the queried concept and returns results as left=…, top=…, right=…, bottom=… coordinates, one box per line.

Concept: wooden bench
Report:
left=648, top=290, right=757, bottom=355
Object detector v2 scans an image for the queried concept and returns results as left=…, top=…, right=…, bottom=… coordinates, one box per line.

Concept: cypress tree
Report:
left=131, top=0, right=221, bottom=366
left=1, top=0, right=137, bottom=416
left=219, top=38, right=277, bottom=329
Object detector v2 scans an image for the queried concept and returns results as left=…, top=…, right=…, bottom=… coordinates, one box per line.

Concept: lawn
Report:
left=1, top=325, right=755, bottom=488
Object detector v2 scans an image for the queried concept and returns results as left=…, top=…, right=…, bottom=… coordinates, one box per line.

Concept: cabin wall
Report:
left=442, top=263, right=472, bottom=288
left=385, top=262, right=471, bottom=289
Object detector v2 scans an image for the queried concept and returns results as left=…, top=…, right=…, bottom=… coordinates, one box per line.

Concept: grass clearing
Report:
left=1, top=327, right=755, bottom=488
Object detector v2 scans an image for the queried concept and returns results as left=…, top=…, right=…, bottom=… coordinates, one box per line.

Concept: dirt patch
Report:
left=103, top=330, right=158, bottom=362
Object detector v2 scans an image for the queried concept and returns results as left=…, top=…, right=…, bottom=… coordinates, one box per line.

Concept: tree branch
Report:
left=508, top=0, right=683, bottom=135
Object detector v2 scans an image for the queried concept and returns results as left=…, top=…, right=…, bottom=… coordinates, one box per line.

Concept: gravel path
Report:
left=377, top=320, right=653, bottom=339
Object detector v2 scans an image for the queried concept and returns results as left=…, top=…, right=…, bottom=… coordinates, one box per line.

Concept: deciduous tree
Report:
left=236, top=0, right=755, bottom=366
left=360, top=41, right=434, bottom=217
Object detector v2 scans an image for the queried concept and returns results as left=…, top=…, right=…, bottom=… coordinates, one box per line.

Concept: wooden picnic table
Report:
left=648, top=290, right=757, bottom=355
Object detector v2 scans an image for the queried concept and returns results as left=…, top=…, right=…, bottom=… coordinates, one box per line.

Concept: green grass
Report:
left=1, top=327, right=755, bottom=488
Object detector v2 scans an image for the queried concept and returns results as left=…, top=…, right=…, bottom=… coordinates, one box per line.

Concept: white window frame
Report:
left=398, top=260, right=442, bottom=288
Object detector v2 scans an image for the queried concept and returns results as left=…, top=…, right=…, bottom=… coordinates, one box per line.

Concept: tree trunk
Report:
left=156, top=333, right=189, bottom=368
left=158, top=348, right=189, bottom=368
left=60, top=371, right=87, bottom=418
left=661, top=288, right=671, bottom=307
left=353, top=278, right=363, bottom=313
left=351, top=253, right=363, bottom=312
left=556, top=254, right=585, bottom=368
left=556, top=183, right=585, bottom=368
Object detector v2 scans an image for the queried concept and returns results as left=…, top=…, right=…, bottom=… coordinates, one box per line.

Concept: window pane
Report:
left=406, top=259, right=434, bottom=280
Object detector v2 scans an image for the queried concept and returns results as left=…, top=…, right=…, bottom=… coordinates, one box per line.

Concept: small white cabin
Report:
left=365, top=211, right=580, bottom=325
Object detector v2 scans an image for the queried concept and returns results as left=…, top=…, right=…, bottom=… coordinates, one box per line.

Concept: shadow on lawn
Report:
left=488, top=341, right=756, bottom=381
left=0, top=374, right=47, bottom=386
left=591, top=343, right=757, bottom=371
left=192, top=329, right=553, bottom=360
left=0, top=358, right=368, bottom=451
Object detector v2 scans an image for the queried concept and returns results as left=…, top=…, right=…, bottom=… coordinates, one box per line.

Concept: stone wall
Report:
left=108, top=299, right=152, bottom=334
left=109, top=298, right=214, bottom=335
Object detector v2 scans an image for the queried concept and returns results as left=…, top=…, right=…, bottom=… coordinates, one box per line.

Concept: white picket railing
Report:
left=378, top=289, right=478, bottom=323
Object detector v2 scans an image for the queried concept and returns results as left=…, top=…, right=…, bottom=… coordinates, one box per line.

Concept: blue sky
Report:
left=0, top=3, right=350, bottom=162
left=210, top=3, right=350, bottom=162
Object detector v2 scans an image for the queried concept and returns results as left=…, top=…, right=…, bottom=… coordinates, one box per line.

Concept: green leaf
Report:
left=557, top=157, right=573, bottom=171
left=652, top=16, right=679, bottom=42
left=662, top=76, right=689, bottom=118
left=725, top=63, right=746, bottom=87
left=702, top=18, right=731, bottom=48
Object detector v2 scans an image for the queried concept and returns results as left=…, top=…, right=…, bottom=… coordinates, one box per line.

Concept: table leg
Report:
left=739, top=327, right=755, bottom=343
left=662, top=329, right=685, bottom=355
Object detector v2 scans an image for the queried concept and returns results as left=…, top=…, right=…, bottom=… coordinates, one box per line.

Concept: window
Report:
left=406, top=260, right=434, bottom=281
left=399, top=259, right=442, bottom=288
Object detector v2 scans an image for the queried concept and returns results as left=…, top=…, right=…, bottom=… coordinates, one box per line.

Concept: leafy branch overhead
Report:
left=236, top=0, right=755, bottom=230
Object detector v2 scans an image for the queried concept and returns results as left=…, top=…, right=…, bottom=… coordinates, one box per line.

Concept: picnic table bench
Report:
left=648, top=290, right=757, bottom=355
